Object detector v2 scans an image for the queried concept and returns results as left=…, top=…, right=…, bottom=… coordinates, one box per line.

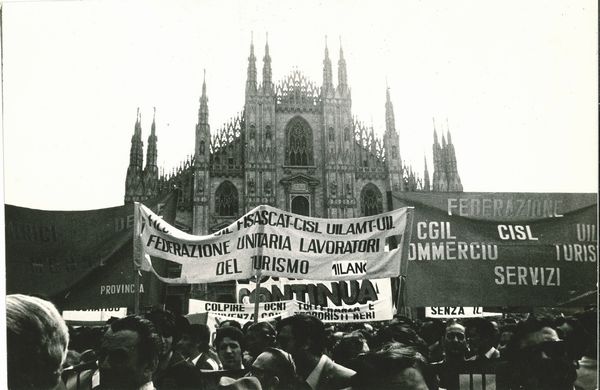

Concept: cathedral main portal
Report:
left=291, top=195, right=310, bottom=216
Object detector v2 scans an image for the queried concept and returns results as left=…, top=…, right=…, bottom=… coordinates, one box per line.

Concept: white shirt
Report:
left=305, top=355, right=328, bottom=390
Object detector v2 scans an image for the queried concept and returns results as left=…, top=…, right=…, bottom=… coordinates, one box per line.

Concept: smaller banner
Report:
left=291, top=299, right=394, bottom=322
left=137, top=204, right=413, bottom=283
left=425, top=307, right=503, bottom=318
left=189, top=298, right=394, bottom=323
left=189, top=299, right=292, bottom=322
left=63, top=307, right=127, bottom=322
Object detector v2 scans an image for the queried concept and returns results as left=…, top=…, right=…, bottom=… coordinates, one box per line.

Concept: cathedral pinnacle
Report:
left=151, top=106, right=156, bottom=135
left=322, top=35, right=334, bottom=94
left=246, top=33, right=257, bottom=95
left=385, top=85, right=396, bottom=134
left=263, top=32, right=273, bottom=94
left=337, top=37, right=348, bottom=91
left=199, top=70, right=209, bottom=125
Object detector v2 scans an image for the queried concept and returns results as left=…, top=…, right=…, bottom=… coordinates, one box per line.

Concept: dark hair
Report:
left=219, top=319, right=242, bottom=330
left=188, top=324, right=211, bottom=349
left=465, top=318, right=497, bottom=340
left=332, top=335, right=366, bottom=367
left=143, top=309, right=176, bottom=338
left=352, top=343, right=436, bottom=390
left=110, top=315, right=161, bottom=367
left=505, top=316, right=555, bottom=360
left=247, top=321, right=276, bottom=339
left=214, top=326, right=245, bottom=350
left=277, top=314, right=326, bottom=355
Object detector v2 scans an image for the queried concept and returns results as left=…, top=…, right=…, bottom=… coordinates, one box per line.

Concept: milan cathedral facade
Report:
left=124, top=39, right=463, bottom=236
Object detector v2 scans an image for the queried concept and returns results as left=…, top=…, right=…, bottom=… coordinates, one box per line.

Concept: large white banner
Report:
left=136, top=204, right=412, bottom=283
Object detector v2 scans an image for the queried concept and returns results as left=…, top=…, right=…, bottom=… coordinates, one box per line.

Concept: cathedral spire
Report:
left=246, top=33, right=257, bottom=95
left=385, top=84, right=396, bottom=134
left=144, top=107, right=158, bottom=196
left=322, top=36, right=334, bottom=95
left=423, top=154, right=431, bottom=191
left=262, top=32, right=273, bottom=94
left=199, top=69, right=209, bottom=125
left=125, top=108, right=145, bottom=203
left=337, top=37, right=348, bottom=91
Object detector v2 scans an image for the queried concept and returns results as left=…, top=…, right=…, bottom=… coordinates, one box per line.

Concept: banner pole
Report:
left=133, top=202, right=141, bottom=315
left=253, top=270, right=262, bottom=324
left=397, top=208, right=414, bottom=318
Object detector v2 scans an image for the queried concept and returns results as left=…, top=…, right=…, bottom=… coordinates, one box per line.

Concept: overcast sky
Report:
left=2, top=0, right=598, bottom=210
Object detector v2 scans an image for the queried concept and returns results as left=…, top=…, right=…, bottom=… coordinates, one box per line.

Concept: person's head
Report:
left=176, top=323, right=211, bottom=359
left=245, top=322, right=277, bottom=359
left=219, top=319, right=243, bottom=330
left=442, top=320, right=467, bottom=360
left=352, top=343, right=434, bottom=390
left=98, top=315, right=160, bottom=390
left=374, top=322, right=427, bottom=356
left=249, top=347, right=298, bottom=390
left=332, top=334, right=369, bottom=368
left=6, top=294, right=70, bottom=390
left=465, top=318, right=498, bottom=356
left=276, top=314, right=326, bottom=361
left=143, top=309, right=176, bottom=358
left=215, top=326, right=245, bottom=370
left=508, top=316, right=577, bottom=390
left=498, top=323, right=516, bottom=350
left=554, top=316, right=588, bottom=360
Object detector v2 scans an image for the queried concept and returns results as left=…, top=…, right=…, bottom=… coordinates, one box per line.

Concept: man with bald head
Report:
left=431, top=320, right=469, bottom=390
left=249, top=347, right=300, bottom=390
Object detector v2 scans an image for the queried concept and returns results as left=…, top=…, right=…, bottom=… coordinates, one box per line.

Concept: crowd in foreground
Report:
left=5, top=294, right=598, bottom=390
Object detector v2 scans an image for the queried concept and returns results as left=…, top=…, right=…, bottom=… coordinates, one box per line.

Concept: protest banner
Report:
left=189, top=297, right=393, bottom=323
left=236, top=277, right=394, bottom=322
left=63, top=308, right=128, bottom=322
left=5, top=192, right=176, bottom=310
left=188, top=299, right=293, bottom=321
left=136, top=204, right=413, bottom=283
left=393, top=192, right=597, bottom=307
left=425, top=307, right=502, bottom=318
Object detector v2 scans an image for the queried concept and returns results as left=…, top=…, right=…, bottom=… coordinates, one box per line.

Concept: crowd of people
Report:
left=5, top=293, right=598, bottom=390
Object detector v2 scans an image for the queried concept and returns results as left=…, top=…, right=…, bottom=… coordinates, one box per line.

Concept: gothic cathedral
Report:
left=124, top=38, right=463, bottom=236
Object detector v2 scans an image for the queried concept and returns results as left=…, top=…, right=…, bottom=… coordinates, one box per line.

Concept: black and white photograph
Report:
left=1, top=1, right=598, bottom=389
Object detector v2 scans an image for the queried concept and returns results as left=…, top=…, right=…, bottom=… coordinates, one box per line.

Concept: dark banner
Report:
left=392, top=192, right=597, bottom=307
left=5, top=193, right=176, bottom=310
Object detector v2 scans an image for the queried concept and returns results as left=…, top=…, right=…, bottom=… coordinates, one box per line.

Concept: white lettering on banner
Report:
left=408, top=242, right=498, bottom=261
left=497, top=225, right=538, bottom=240
left=100, top=284, right=145, bottom=295
left=447, top=198, right=564, bottom=218
left=493, top=266, right=561, bottom=286
left=136, top=203, right=413, bottom=283
left=555, top=244, right=597, bottom=262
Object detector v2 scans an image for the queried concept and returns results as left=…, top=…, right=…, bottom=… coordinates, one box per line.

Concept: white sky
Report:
left=1, top=0, right=598, bottom=210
